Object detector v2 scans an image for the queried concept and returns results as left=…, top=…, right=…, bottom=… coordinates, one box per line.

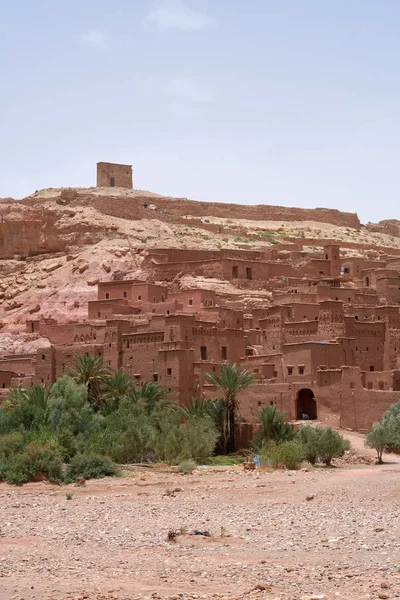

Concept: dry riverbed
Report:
left=0, top=456, right=399, bottom=600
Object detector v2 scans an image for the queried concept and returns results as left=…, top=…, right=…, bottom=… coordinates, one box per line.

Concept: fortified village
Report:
left=1, top=161, right=400, bottom=438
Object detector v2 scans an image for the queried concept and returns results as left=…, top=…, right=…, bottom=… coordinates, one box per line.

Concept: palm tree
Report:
left=69, top=355, right=111, bottom=407
left=8, top=384, right=53, bottom=428
left=137, top=381, right=170, bottom=414
left=178, top=396, right=215, bottom=420
left=206, top=363, right=256, bottom=453
left=102, top=371, right=135, bottom=411
left=256, top=404, right=295, bottom=444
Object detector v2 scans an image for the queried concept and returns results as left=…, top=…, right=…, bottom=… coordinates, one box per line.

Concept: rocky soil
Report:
left=1, top=442, right=399, bottom=600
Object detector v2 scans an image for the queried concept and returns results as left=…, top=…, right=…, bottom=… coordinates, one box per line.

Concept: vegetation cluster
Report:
left=0, top=356, right=364, bottom=484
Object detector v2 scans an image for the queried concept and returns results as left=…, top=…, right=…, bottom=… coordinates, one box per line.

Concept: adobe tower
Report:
left=96, top=162, right=133, bottom=189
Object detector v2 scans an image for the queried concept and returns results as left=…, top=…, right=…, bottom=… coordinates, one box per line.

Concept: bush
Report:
left=153, top=411, right=188, bottom=465
left=297, top=425, right=319, bottom=464
left=89, top=402, right=155, bottom=463
left=57, top=428, right=78, bottom=461
left=261, top=440, right=304, bottom=470
left=1, top=454, right=30, bottom=485
left=0, top=431, right=25, bottom=460
left=276, top=441, right=304, bottom=470
left=0, top=442, right=63, bottom=486
left=182, top=416, right=218, bottom=463
left=65, top=452, right=119, bottom=483
left=313, top=427, right=349, bottom=466
left=365, top=422, right=393, bottom=464
left=176, top=460, right=196, bottom=474
left=260, top=440, right=280, bottom=468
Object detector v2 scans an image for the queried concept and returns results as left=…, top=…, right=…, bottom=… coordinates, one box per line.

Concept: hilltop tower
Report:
left=96, top=162, right=133, bottom=189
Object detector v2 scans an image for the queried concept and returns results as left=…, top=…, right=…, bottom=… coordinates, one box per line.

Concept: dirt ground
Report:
left=1, top=435, right=399, bottom=600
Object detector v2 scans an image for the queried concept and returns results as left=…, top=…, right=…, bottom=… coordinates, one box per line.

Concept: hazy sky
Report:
left=1, top=0, right=400, bottom=223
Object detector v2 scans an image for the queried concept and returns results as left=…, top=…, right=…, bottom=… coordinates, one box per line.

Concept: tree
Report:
left=381, top=401, right=400, bottom=451
left=178, top=396, right=215, bottom=420
left=69, top=355, right=111, bottom=408
left=256, top=404, right=295, bottom=446
left=137, top=381, right=170, bottom=414
left=47, top=375, right=96, bottom=435
left=365, top=422, right=393, bottom=464
left=102, top=371, right=135, bottom=412
left=206, top=363, right=256, bottom=453
left=11, top=384, right=53, bottom=429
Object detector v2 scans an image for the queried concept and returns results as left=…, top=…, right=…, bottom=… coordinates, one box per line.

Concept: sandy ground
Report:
left=0, top=437, right=399, bottom=600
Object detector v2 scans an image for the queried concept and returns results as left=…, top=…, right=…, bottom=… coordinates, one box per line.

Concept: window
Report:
left=153, top=374, right=158, bottom=382
left=232, top=266, right=238, bottom=278
left=167, top=368, right=172, bottom=375
left=355, top=316, right=358, bottom=321
left=273, top=370, right=278, bottom=378
left=138, top=295, right=142, bottom=300
left=42, top=354, right=45, bottom=360
left=298, top=366, right=305, bottom=375
left=123, top=291, right=127, bottom=298
left=370, top=366, right=374, bottom=372
left=200, top=346, right=208, bottom=360
left=246, top=267, right=252, bottom=280
left=221, top=346, right=227, bottom=360
left=97, top=312, right=101, bottom=318
left=110, top=177, right=115, bottom=187
left=188, top=299, right=193, bottom=306
left=133, top=374, right=141, bottom=381
left=287, top=366, right=293, bottom=375
left=105, top=293, right=110, bottom=299
left=319, top=271, right=324, bottom=275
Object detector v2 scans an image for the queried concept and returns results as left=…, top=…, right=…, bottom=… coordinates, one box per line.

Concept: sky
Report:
left=1, top=0, right=400, bottom=223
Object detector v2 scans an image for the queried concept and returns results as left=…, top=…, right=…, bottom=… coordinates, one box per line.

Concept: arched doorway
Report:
left=297, top=388, right=317, bottom=420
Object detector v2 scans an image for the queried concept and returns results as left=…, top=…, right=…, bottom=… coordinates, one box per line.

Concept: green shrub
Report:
left=0, top=431, right=25, bottom=460
left=0, top=442, right=63, bottom=486
left=23, top=442, right=63, bottom=482
left=297, top=424, right=319, bottom=464
left=260, top=441, right=281, bottom=468
left=313, top=427, right=349, bottom=466
left=182, top=416, right=218, bottom=463
left=1, top=454, right=30, bottom=485
left=176, top=460, right=196, bottom=474
left=261, top=440, right=304, bottom=470
left=153, top=411, right=188, bottom=464
left=65, top=453, right=119, bottom=483
left=57, top=428, right=78, bottom=461
left=89, top=402, right=155, bottom=463
left=276, top=441, right=304, bottom=469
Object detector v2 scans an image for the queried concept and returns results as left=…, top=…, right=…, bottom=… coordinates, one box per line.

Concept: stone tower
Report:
left=96, top=162, right=133, bottom=189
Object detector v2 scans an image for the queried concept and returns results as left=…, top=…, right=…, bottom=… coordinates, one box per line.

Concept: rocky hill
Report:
left=0, top=186, right=399, bottom=354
